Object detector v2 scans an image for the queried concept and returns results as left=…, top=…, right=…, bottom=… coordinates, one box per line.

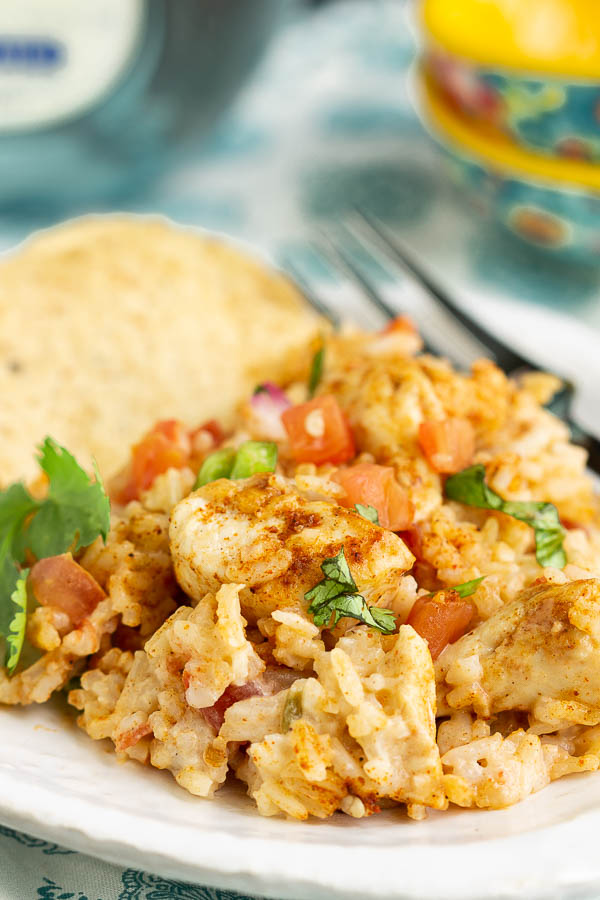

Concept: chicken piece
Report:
left=169, top=473, right=414, bottom=624
left=442, top=727, right=597, bottom=810
left=437, top=711, right=597, bottom=810
left=236, top=626, right=446, bottom=820
left=315, top=626, right=446, bottom=813
left=437, top=579, right=600, bottom=727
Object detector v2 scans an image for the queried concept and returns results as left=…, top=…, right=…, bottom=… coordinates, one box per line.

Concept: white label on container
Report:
left=0, top=0, right=143, bottom=131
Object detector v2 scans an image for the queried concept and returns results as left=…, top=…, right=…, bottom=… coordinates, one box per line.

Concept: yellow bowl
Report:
left=421, top=0, right=600, bottom=79
left=420, top=0, right=600, bottom=162
left=416, top=69, right=600, bottom=262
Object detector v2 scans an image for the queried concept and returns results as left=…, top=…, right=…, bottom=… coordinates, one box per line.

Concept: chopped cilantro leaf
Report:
left=451, top=576, right=485, bottom=598
left=0, top=484, right=39, bottom=563
left=308, top=345, right=324, bottom=398
left=0, top=539, right=21, bottom=636
left=5, top=571, right=28, bottom=674
left=369, top=606, right=397, bottom=632
left=429, top=576, right=485, bottom=600
left=305, top=547, right=396, bottom=634
left=320, top=547, right=356, bottom=590
left=355, top=503, right=379, bottom=525
left=0, top=537, right=28, bottom=673
left=445, top=464, right=566, bottom=568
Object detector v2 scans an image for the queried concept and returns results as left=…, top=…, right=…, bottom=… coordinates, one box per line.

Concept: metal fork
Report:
left=280, top=209, right=600, bottom=475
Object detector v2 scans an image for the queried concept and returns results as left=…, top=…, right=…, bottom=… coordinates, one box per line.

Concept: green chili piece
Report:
left=229, top=441, right=278, bottom=479
left=194, top=447, right=236, bottom=489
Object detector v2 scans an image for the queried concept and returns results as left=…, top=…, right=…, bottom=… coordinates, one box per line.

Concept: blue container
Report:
left=427, top=49, right=600, bottom=164
left=416, top=70, right=600, bottom=264
left=0, top=0, right=285, bottom=211
left=439, top=146, right=600, bottom=262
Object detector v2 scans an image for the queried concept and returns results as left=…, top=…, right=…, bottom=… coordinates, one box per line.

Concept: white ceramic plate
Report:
left=1, top=291, right=600, bottom=900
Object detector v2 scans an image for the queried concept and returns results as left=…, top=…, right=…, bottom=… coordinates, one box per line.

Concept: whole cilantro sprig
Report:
left=5, top=572, right=28, bottom=674
left=305, top=547, right=396, bottom=634
left=445, top=464, right=566, bottom=569
left=0, top=539, right=28, bottom=675
left=0, top=438, right=110, bottom=673
left=22, top=440, right=110, bottom=558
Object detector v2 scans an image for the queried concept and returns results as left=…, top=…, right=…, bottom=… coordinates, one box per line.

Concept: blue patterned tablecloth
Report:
left=2, top=1, right=600, bottom=897
left=0, top=823, right=248, bottom=899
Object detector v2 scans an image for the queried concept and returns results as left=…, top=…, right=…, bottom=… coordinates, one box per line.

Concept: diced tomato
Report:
left=407, top=591, right=474, bottom=660
left=29, top=553, right=106, bottom=628
left=201, top=682, right=265, bottom=732
left=114, top=419, right=191, bottom=503
left=282, top=395, right=355, bottom=465
left=381, top=315, right=417, bottom=336
left=396, top=526, right=442, bottom=590
left=114, top=721, right=153, bottom=753
left=561, top=518, right=590, bottom=534
left=201, top=668, right=299, bottom=732
left=418, top=417, right=475, bottom=474
left=398, top=525, right=423, bottom=560
left=190, top=419, right=224, bottom=446
left=151, top=419, right=189, bottom=449
left=131, top=425, right=188, bottom=494
left=334, top=463, right=413, bottom=531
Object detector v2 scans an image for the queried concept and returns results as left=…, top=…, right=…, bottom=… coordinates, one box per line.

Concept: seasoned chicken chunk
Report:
left=235, top=626, right=446, bottom=820
left=169, top=473, right=414, bottom=623
left=437, top=579, right=600, bottom=728
left=439, top=713, right=597, bottom=810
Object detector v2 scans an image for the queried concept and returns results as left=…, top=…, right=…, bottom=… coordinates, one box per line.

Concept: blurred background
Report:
left=1, top=0, right=599, bottom=403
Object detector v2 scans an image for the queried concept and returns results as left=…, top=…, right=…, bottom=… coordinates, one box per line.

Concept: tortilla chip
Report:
left=0, top=216, right=320, bottom=482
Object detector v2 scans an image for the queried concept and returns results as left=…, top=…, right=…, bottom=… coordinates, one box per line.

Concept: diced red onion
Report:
left=201, top=666, right=300, bottom=732
left=249, top=383, right=291, bottom=441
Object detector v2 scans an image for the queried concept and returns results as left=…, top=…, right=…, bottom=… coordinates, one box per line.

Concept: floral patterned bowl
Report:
left=416, top=70, right=600, bottom=263
left=426, top=49, right=600, bottom=164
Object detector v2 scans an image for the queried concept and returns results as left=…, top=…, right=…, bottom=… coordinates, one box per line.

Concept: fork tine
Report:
left=352, top=208, right=532, bottom=375
left=315, top=228, right=398, bottom=322
left=278, top=253, right=341, bottom=327
left=282, top=225, right=600, bottom=474
left=316, top=227, right=485, bottom=365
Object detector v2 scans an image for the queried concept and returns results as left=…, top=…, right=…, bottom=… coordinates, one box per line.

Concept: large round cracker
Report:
left=0, top=217, right=319, bottom=483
